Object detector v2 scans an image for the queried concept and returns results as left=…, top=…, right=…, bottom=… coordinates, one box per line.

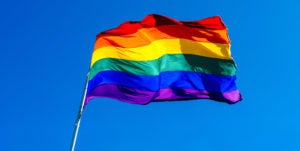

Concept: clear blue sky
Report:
left=1, top=0, right=300, bottom=151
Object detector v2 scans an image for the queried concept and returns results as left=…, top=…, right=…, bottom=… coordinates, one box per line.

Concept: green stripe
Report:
left=89, top=54, right=236, bottom=80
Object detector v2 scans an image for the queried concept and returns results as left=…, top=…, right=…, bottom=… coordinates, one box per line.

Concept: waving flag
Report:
left=85, top=14, right=241, bottom=105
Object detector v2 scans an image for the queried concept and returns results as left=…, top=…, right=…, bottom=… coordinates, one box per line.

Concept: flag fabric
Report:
left=85, top=14, right=242, bottom=105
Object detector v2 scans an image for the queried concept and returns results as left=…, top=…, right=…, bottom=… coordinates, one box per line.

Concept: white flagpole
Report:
left=70, top=72, right=89, bottom=151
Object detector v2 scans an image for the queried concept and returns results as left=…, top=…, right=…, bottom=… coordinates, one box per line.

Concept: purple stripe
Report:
left=85, top=84, right=241, bottom=105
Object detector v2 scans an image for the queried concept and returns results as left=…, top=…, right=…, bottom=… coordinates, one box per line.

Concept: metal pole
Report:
left=70, top=73, right=89, bottom=151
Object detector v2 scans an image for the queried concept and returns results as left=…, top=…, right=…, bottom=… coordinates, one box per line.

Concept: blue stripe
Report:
left=87, top=71, right=237, bottom=94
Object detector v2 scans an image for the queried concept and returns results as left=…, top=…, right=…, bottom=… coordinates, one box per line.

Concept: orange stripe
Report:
left=94, top=25, right=229, bottom=50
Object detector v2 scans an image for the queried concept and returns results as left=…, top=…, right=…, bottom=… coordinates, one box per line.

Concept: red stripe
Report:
left=96, top=14, right=227, bottom=37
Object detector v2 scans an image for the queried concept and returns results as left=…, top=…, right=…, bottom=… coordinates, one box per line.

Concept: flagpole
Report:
left=70, top=72, right=89, bottom=151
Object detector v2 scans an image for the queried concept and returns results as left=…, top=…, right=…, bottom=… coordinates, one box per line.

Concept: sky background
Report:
left=1, top=0, right=300, bottom=151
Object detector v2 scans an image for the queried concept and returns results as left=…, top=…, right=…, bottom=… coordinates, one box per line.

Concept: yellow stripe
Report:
left=90, top=39, right=232, bottom=67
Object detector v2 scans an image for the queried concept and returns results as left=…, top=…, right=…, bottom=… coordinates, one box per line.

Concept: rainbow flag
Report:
left=85, top=14, right=241, bottom=105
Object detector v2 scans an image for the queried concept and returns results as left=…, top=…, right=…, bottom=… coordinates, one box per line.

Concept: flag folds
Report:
left=85, top=14, right=241, bottom=105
